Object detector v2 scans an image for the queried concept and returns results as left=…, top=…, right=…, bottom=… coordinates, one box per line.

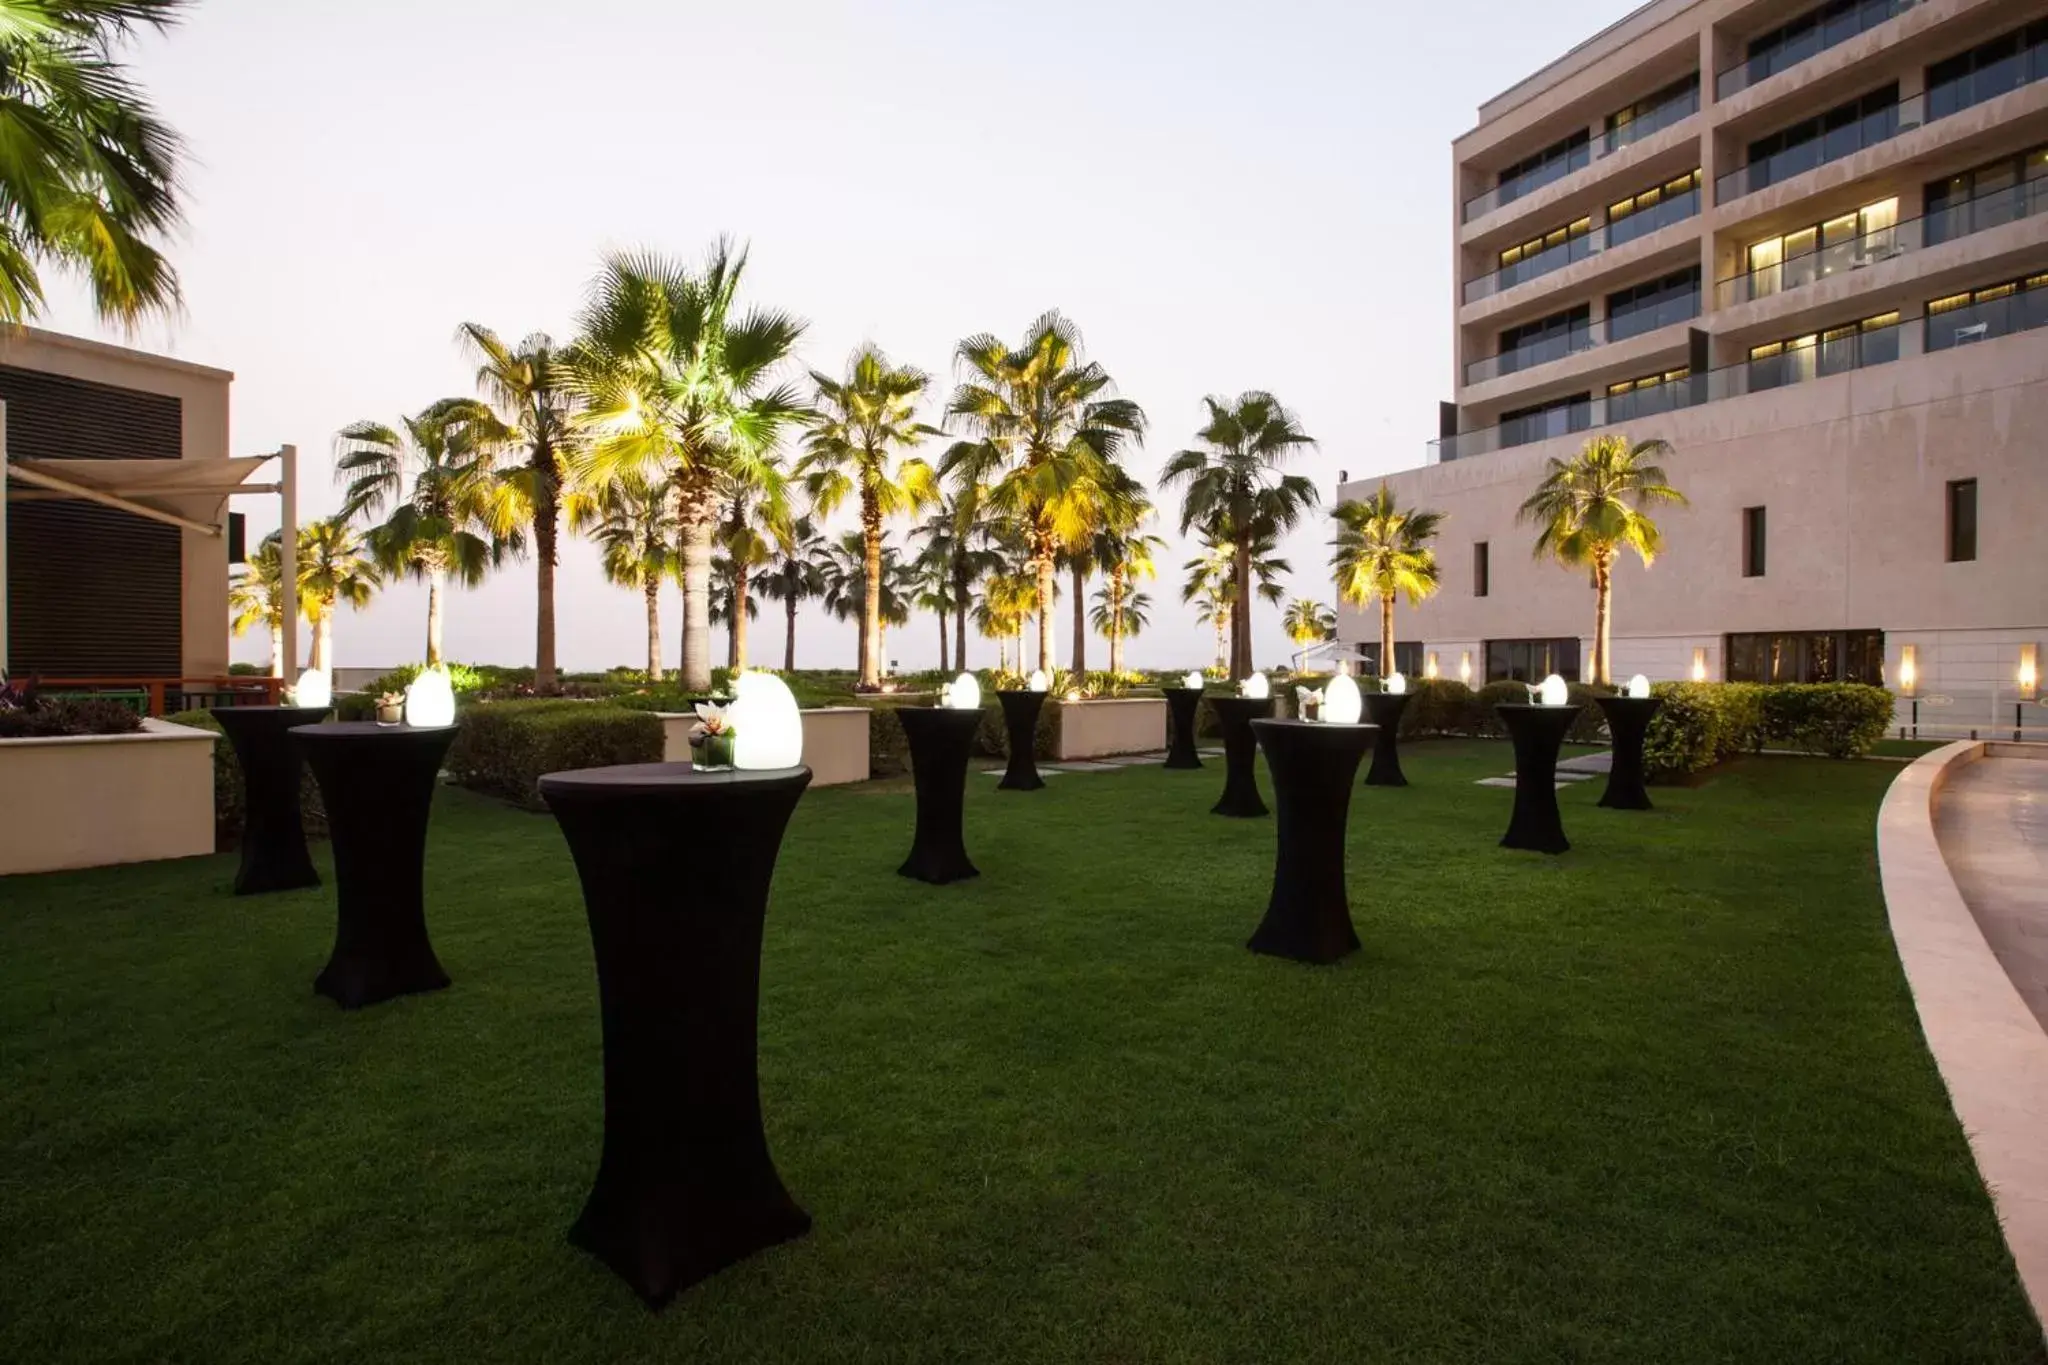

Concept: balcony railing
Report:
left=1714, top=0, right=1918, bottom=100
left=32, top=675, right=284, bottom=717
left=1925, top=284, right=2048, bottom=352
left=1927, top=36, right=2048, bottom=122
left=1464, top=320, right=1603, bottom=385
left=1607, top=181, right=1701, bottom=248
left=1465, top=228, right=1604, bottom=304
left=1715, top=179, right=2048, bottom=307
left=1462, top=83, right=1700, bottom=223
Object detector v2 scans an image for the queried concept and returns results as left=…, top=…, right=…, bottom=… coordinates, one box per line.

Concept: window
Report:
left=1358, top=641, right=1425, bottom=678
left=1498, top=393, right=1592, bottom=449
left=1494, top=217, right=1596, bottom=291
left=1726, top=0, right=1912, bottom=95
left=1485, top=638, right=1581, bottom=683
left=1742, top=507, right=1767, bottom=577
left=1926, top=19, right=2048, bottom=122
left=1495, top=305, right=1594, bottom=376
left=1494, top=129, right=1592, bottom=205
left=1925, top=273, right=2048, bottom=350
left=1603, top=73, right=1699, bottom=152
left=1607, top=267, right=1701, bottom=341
left=1474, top=541, right=1490, bottom=597
left=1606, top=170, right=1702, bottom=248
left=1740, top=85, right=1900, bottom=194
left=1743, top=198, right=1898, bottom=298
left=1925, top=145, right=2048, bottom=246
left=1747, top=312, right=1899, bottom=390
left=1726, top=630, right=1884, bottom=683
left=1607, top=368, right=1692, bottom=423
left=1947, top=479, right=1977, bottom=562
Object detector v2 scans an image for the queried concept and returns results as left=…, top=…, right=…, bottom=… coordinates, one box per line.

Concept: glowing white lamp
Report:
left=1182, top=671, right=1204, bottom=691
left=1240, top=673, right=1270, bottom=700
left=292, top=667, right=332, bottom=710
left=944, top=672, right=981, bottom=710
left=1627, top=674, right=1650, bottom=700
left=730, top=671, right=804, bottom=770
left=1027, top=669, right=1049, bottom=693
left=1324, top=673, right=1363, bottom=724
left=1536, top=673, right=1568, bottom=707
left=1384, top=671, right=1407, bottom=695
left=404, top=667, right=457, bottom=728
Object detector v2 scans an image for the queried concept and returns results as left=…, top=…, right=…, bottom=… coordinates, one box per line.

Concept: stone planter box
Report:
left=1054, top=696, right=1167, bottom=759
left=0, top=719, right=218, bottom=876
left=656, top=706, right=870, bottom=786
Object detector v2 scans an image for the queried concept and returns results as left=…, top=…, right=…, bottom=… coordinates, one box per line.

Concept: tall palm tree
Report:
left=796, top=345, right=939, bottom=689
left=911, top=496, right=1003, bottom=673
left=940, top=311, right=1147, bottom=675
left=909, top=546, right=959, bottom=672
left=295, top=517, right=380, bottom=672
left=1330, top=482, right=1445, bottom=679
left=1183, top=530, right=1288, bottom=673
left=569, top=240, right=807, bottom=691
left=229, top=531, right=288, bottom=676
left=1160, top=392, right=1318, bottom=679
left=574, top=475, right=678, bottom=681
left=1518, top=434, right=1686, bottom=684
left=0, top=0, right=188, bottom=325
left=1056, top=463, right=1146, bottom=675
left=455, top=324, right=579, bottom=690
left=335, top=400, right=522, bottom=668
left=1281, top=599, right=1338, bottom=673
left=974, top=568, right=1036, bottom=675
left=1087, top=480, right=1161, bottom=677
left=709, top=550, right=762, bottom=666
left=715, top=502, right=777, bottom=671
left=1090, top=584, right=1152, bottom=661
left=761, top=515, right=828, bottom=671
left=821, top=531, right=911, bottom=670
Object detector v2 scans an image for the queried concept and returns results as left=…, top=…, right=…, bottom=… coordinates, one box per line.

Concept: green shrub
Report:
left=1400, top=678, right=1474, bottom=737
left=1640, top=682, right=1766, bottom=780
left=164, top=709, right=327, bottom=848
left=1466, top=682, right=1529, bottom=737
left=0, top=696, right=144, bottom=738
left=1759, top=683, right=1893, bottom=758
left=861, top=699, right=913, bottom=778
left=975, top=696, right=1060, bottom=759
left=353, top=662, right=488, bottom=699
left=445, top=700, right=663, bottom=810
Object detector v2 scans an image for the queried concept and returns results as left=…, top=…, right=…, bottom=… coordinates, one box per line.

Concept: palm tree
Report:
left=0, top=1, right=188, bottom=325
left=335, top=400, right=523, bottom=667
left=229, top=531, right=288, bottom=676
left=909, top=547, right=959, bottom=672
left=796, top=345, right=939, bottom=689
left=1330, top=482, right=1445, bottom=678
left=569, top=240, right=807, bottom=691
left=1087, top=480, right=1161, bottom=677
left=940, top=311, right=1147, bottom=676
left=821, top=531, right=911, bottom=670
left=912, top=497, right=1003, bottom=673
left=1090, top=584, right=1152, bottom=660
left=761, top=515, right=828, bottom=671
left=1281, top=599, right=1338, bottom=673
left=709, top=550, right=762, bottom=666
left=574, top=475, right=678, bottom=681
left=1183, top=530, right=1289, bottom=673
left=974, top=568, right=1036, bottom=674
left=455, top=324, right=579, bottom=690
left=296, top=517, right=380, bottom=672
left=1518, top=434, right=1687, bottom=684
left=1160, top=392, right=1318, bottom=679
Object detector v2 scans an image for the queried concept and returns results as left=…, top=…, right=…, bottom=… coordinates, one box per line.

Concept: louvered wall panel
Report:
left=3, top=365, right=184, bottom=677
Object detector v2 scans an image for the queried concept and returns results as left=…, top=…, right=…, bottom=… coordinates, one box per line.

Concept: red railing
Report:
left=33, top=675, right=284, bottom=716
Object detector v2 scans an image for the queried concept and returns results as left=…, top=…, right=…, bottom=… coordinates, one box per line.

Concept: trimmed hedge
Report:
left=164, top=709, right=327, bottom=849
left=1639, top=681, right=1892, bottom=779
left=445, top=700, right=663, bottom=810
left=1760, top=683, right=1893, bottom=758
left=973, top=698, right=1059, bottom=760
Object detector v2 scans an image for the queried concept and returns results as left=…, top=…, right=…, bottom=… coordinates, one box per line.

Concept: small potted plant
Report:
left=690, top=700, right=736, bottom=770
left=375, top=690, right=405, bottom=726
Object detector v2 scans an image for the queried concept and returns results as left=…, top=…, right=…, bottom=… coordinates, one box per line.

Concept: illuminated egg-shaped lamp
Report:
left=1384, top=671, right=1407, bottom=695
left=1240, top=672, right=1270, bottom=700
left=1324, top=673, right=1363, bottom=724
left=1627, top=674, right=1651, bottom=699
left=1027, top=669, right=1049, bottom=693
left=1537, top=673, right=1569, bottom=707
left=1182, top=671, right=1204, bottom=691
left=945, top=672, right=981, bottom=710
left=293, top=667, right=332, bottom=709
left=404, top=667, right=457, bottom=728
left=730, top=671, right=804, bottom=770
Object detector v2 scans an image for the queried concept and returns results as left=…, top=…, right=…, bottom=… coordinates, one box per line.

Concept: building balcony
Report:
left=1462, top=187, right=1702, bottom=315
left=1460, top=109, right=1701, bottom=244
left=1714, top=0, right=1923, bottom=101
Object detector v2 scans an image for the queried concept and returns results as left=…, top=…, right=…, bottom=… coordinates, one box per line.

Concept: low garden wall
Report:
left=1055, top=697, right=1165, bottom=759
left=656, top=707, right=870, bottom=786
left=0, top=719, right=217, bottom=875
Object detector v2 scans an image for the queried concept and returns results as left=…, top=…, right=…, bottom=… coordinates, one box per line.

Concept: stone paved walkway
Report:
left=1935, top=752, right=2048, bottom=1030
left=978, top=748, right=1223, bottom=777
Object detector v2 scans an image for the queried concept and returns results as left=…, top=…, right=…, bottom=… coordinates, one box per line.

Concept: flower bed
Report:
left=0, top=719, right=217, bottom=875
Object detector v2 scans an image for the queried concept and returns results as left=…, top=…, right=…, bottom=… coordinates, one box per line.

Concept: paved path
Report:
left=1935, top=753, right=2048, bottom=1031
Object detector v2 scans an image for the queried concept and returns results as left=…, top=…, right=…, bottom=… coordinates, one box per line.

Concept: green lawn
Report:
left=2, top=741, right=2041, bottom=1364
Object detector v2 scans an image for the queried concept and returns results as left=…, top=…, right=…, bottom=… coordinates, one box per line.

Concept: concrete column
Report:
left=279, top=444, right=298, bottom=683
left=0, top=401, right=9, bottom=677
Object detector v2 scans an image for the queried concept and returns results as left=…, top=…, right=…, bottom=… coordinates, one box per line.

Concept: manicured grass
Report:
left=1871, top=737, right=1954, bottom=758
left=2, top=741, right=2041, bottom=1363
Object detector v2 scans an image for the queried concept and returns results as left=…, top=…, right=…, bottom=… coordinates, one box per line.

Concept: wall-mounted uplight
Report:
left=2021, top=644, right=2039, bottom=700
left=292, top=668, right=332, bottom=710
left=404, top=667, right=456, bottom=728
left=1425, top=653, right=1439, bottom=680
left=1459, top=651, right=1472, bottom=685
left=1898, top=644, right=1917, bottom=696
left=1323, top=673, right=1363, bottom=724
left=731, top=671, right=804, bottom=770
left=1691, top=647, right=1708, bottom=683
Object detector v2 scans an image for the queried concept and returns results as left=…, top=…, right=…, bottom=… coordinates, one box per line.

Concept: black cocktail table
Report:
left=994, top=690, right=1047, bottom=791
left=539, top=762, right=813, bottom=1311
left=1495, top=704, right=1583, bottom=855
left=896, top=706, right=984, bottom=883
left=210, top=704, right=329, bottom=893
left=1247, top=718, right=1375, bottom=964
left=1361, top=691, right=1413, bottom=788
left=1162, top=687, right=1205, bottom=769
left=291, top=722, right=458, bottom=1008
left=1594, top=694, right=1661, bottom=811
left=1208, top=696, right=1275, bottom=817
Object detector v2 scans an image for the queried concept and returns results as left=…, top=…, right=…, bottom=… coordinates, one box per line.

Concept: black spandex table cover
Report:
left=896, top=706, right=984, bottom=884
left=291, top=722, right=458, bottom=1008
left=1247, top=718, right=1375, bottom=964
left=1162, top=687, right=1205, bottom=769
left=1495, top=704, right=1582, bottom=855
left=1208, top=696, right=1275, bottom=817
left=210, top=704, right=329, bottom=894
left=994, top=690, right=1047, bottom=791
left=538, top=761, right=813, bottom=1311
left=1361, top=691, right=1413, bottom=788
left=1594, top=695, right=1661, bottom=811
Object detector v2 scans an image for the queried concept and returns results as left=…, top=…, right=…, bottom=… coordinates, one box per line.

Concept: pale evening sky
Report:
left=42, top=0, right=1638, bottom=676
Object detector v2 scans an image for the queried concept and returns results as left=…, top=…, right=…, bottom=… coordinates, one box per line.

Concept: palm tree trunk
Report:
left=937, top=610, right=948, bottom=673
left=1232, top=545, right=1253, bottom=680
left=645, top=578, right=664, bottom=682
left=677, top=501, right=715, bottom=692
left=425, top=570, right=445, bottom=668
left=1034, top=537, right=1057, bottom=675
left=314, top=613, right=333, bottom=673
left=268, top=621, right=282, bottom=678
left=1594, top=553, right=1613, bottom=685
left=1108, top=569, right=1125, bottom=677
left=997, top=635, right=1008, bottom=674
left=860, top=501, right=883, bottom=688
left=535, top=469, right=559, bottom=691
left=953, top=561, right=969, bottom=670
left=1070, top=562, right=1087, bottom=675
left=1381, top=597, right=1395, bottom=679
left=733, top=561, right=752, bottom=673
left=1214, top=615, right=1226, bottom=671
left=784, top=593, right=798, bottom=671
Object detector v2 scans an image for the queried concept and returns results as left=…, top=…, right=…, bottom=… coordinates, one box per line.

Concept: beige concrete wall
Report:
left=657, top=707, right=871, bottom=786
left=0, top=719, right=217, bottom=874
left=1055, top=697, right=1166, bottom=759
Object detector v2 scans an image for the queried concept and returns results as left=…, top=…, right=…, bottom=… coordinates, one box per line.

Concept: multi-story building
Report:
left=1339, top=0, right=2048, bottom=731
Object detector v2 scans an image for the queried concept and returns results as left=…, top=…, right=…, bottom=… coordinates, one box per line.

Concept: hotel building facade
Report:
left=1337, top=0, right=2048, bottom=730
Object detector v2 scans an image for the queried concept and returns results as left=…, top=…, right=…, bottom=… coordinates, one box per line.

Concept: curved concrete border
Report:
left=1879, top=741, right=2048, bottom=1328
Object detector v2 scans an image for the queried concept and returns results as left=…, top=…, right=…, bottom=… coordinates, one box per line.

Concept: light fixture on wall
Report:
left=2019, top=645, right=2040, bottom=742
left=1459, top=651, right=1472, bottom=685
left=1898, top=644, right=1918, bottom=696
left=1691, top=647, right=1708, bottom=683
left=1425, top=652, right=1439, bottom=680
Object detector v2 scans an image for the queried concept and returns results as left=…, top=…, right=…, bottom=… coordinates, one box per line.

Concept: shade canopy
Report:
left=4, top=455, right=277, bottom=536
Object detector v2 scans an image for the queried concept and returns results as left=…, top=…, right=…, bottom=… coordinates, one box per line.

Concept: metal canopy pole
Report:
left=279, top=444, right=298, bottom=682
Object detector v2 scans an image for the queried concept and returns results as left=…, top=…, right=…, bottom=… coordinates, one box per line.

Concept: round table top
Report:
left=211, top=704, right=333, bottom=722
left=1251, top=717, right=1376, bottom=732
left=289, top=721, right=460, bottom=742
left=537, top=761, right=811, bottom=798
left=1493, top=702, right=1585, bottom=715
